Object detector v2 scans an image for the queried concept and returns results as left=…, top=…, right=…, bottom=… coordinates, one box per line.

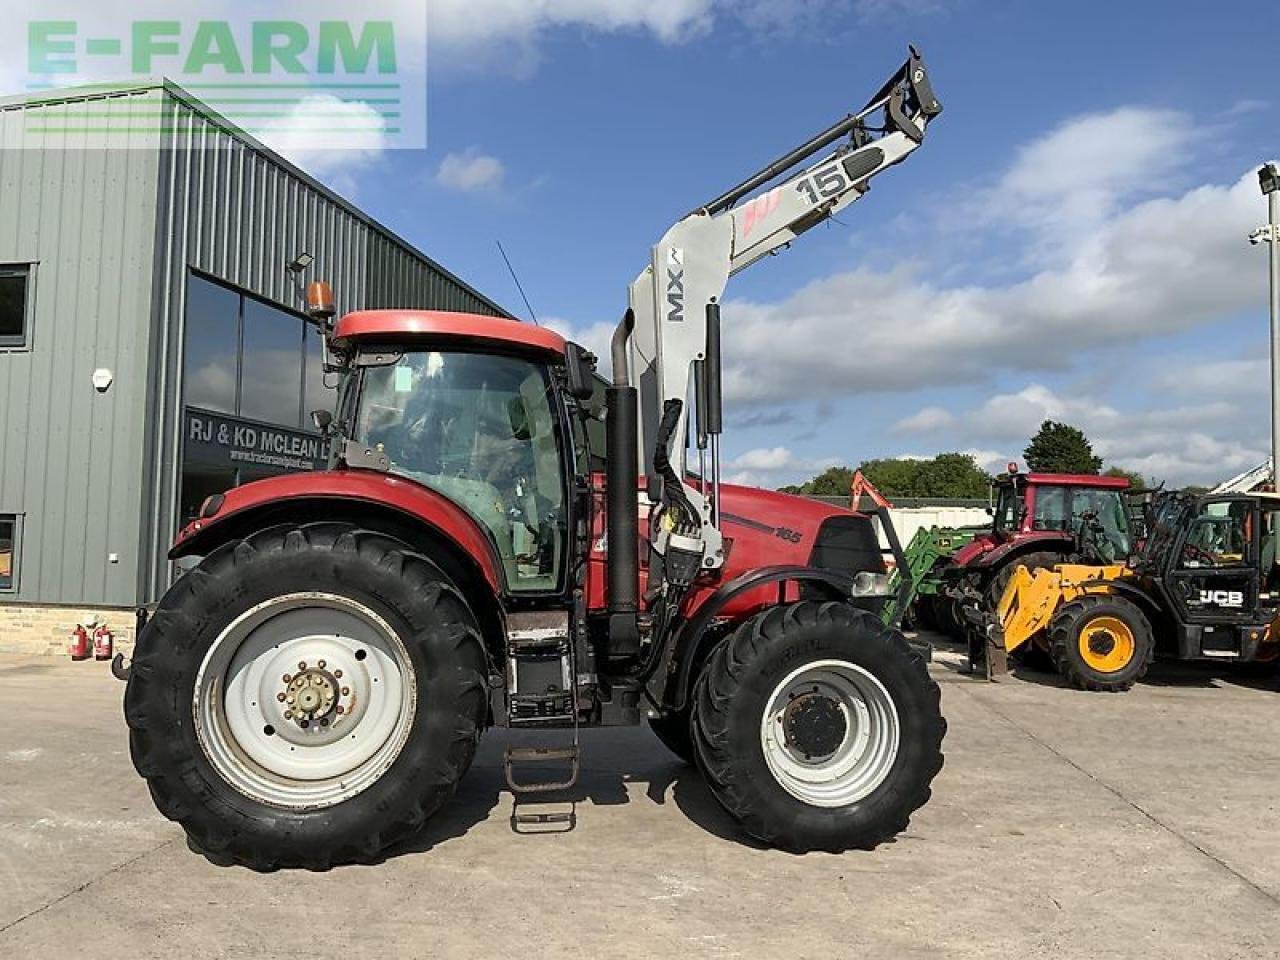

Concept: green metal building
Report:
left=0, top=80, right=512, bottom=619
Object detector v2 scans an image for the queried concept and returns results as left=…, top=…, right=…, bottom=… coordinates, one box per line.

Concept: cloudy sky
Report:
left=11, top=1, right=1280, bottom=488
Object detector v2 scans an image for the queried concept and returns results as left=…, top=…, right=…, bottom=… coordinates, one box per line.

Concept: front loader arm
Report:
left=625, top=46, right=942, bottom=575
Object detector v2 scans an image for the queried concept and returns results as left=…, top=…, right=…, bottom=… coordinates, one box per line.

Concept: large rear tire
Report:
left=690, top=602, right=945, bottom=852
left=987, top=550, right=1062, bottom=609
left=124, top=523, right=489, bottom=870
left=1048, top=595, right=1154, bottom=692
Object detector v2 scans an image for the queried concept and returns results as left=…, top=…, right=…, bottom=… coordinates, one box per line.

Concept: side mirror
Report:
left=311, top=409, right=333, bottom=434
left=564, top=342, right=597, bottom=402
left=984, top=506, right=994, bottom=516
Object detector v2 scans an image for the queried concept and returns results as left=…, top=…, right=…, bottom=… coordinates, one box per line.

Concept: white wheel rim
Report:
left=194, top=592, right=417, bottom=810
left=759, top=659, right=900, bottom=808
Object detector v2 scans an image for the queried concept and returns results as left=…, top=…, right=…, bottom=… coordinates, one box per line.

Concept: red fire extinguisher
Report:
left=68, top=624, right=90, bottom=661
left=92, top=622, right=114, bottom=662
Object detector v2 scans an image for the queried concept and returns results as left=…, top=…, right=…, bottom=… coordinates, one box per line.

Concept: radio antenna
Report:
left=496, top=239, right=539, bottom=325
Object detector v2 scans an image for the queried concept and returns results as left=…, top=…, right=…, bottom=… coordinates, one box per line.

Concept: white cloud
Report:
left=424, top=0, right=939, bottom=71
left=436, top=148, right=506, bottom=192
left=265, top=96, right=391, bottom=195
left=893, top=405, right=955, bottom=434
left=983, top=108, right=1195, bottom=249
left=721, top=164, right=1265, bottom=407
left=895, top=378, right=1267, bottom=488
left=723, top=446, right=839, bottom=487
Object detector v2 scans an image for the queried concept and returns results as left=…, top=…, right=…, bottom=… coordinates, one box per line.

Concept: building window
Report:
left=184, top=275, right=240, bottom=414
left=0, top=265, right=33, bottom=348
left=180, top=272, right=337, bottom=529
left=0, top=515, right=18, bottom=592
left=241, top=296, right=305, bottom=426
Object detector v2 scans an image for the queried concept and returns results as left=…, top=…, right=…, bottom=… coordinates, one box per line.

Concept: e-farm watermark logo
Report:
left=20, top=6, right=426, bottom=153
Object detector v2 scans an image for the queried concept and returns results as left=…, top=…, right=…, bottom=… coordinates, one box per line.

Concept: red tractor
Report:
left=935, top=467, right=1133, bottom=639
left=124, top=49, right=947, bottom=868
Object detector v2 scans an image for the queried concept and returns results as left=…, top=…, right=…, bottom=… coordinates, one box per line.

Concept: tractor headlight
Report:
left=851, top=571, right=892, bottom=598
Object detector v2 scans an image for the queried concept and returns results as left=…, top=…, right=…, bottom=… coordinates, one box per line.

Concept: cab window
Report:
left=355, top=351, right=566, bottom=593
left=992, top=484, right=1020, bottom=532
left=1071, top=488, right=1131, bottom=558
left=1031, top=485, right=1070, bottom=532
left=1179, top=501, right=1250, bottom=569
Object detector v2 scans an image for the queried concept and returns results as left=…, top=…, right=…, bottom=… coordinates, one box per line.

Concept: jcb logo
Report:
left=666, top=248, right=685, bottom=323
left=1198, top=589, right=1244, bottom=608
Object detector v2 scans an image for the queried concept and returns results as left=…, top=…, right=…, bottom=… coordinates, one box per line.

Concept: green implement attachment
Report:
left=882, top=525, right=982, bottom=627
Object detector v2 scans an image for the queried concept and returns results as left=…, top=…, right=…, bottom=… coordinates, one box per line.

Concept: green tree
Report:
left=783, top=454, right=991, bottom=499
left=779, top=465, right=854, bottom=497
left=861, top=453, right=992, bottom=498
left=1023, top=420, right=1102, bottom=474
left=915, top=452, right=994, bottom=499
left=1103, top=465, right=1159, bottom=491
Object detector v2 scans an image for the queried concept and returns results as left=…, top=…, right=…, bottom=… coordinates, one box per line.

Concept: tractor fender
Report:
left=972, top=533, right=1074, bottom=574
left=172, top=470, right=502, bottom=588
left=661, top=565, right=854, bottom=711
left=168, top=472, right=507, bottom=653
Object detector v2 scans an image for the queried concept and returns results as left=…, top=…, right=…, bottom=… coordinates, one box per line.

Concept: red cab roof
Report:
left=333, top=310, right=566, bottom=358
left=1024, top=472, right=1130, bottom=489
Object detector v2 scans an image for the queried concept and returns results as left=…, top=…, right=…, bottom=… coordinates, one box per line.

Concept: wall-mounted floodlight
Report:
left=287, top=252, right=315, bottom=274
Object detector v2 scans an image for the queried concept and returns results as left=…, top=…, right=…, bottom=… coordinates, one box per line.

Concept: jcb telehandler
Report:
left=124, top=48, right=947, bottom=868
left=975, top=490, right=1280, bottom=691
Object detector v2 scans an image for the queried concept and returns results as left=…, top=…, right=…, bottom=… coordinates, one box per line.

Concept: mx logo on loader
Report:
left=666, top=248, right=685, bottom=322
left=1199, top=589, right=1245, bottom=608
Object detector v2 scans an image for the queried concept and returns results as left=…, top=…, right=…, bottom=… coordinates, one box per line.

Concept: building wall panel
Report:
left=0, top=90, right=163, bottom=606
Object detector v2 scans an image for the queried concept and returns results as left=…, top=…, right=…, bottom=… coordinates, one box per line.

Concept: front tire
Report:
left=124, top=523, right=489, bottom=870
left=1048, top=595, right=1154, bottom=692
left=691, top=602, right=945, bottom=852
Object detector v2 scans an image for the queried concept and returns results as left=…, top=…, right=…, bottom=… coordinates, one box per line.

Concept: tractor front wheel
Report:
left=124, top=523, right=489, bottom=870
left=1048, top=595, right=1154, bottom=692
left=690, top=602, right=945, bottom=852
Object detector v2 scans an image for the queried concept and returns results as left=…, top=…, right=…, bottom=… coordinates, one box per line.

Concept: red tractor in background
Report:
left=935, top=467, right=1133, bottom=643
left=123, top=49, right=947, bottom=869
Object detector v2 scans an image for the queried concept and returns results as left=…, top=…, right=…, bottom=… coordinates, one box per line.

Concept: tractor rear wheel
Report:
left=1048, top=595, right=1154, bottom=692
left=987, top=551, right=1062, bottom=609
left=690, top=601, right=945, bottom=852
left=124, top=523, right=489, bottom=870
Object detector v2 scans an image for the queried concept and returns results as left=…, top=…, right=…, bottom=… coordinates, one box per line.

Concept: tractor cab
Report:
left=333, top=317, right=575, bottom=595
left=988, top=469, right=1131, bottom=551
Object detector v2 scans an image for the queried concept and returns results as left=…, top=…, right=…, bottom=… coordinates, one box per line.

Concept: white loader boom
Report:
left=1212, top=459, right=1274, bottom=494
left=621, top=46, right=942, bottom=576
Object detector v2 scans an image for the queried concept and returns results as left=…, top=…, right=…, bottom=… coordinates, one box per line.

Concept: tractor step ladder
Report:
left=503, top=617, right=580, bottom=832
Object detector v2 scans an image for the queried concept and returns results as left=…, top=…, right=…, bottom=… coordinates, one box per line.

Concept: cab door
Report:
left=1166, top=497, right=1260, bottom=625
